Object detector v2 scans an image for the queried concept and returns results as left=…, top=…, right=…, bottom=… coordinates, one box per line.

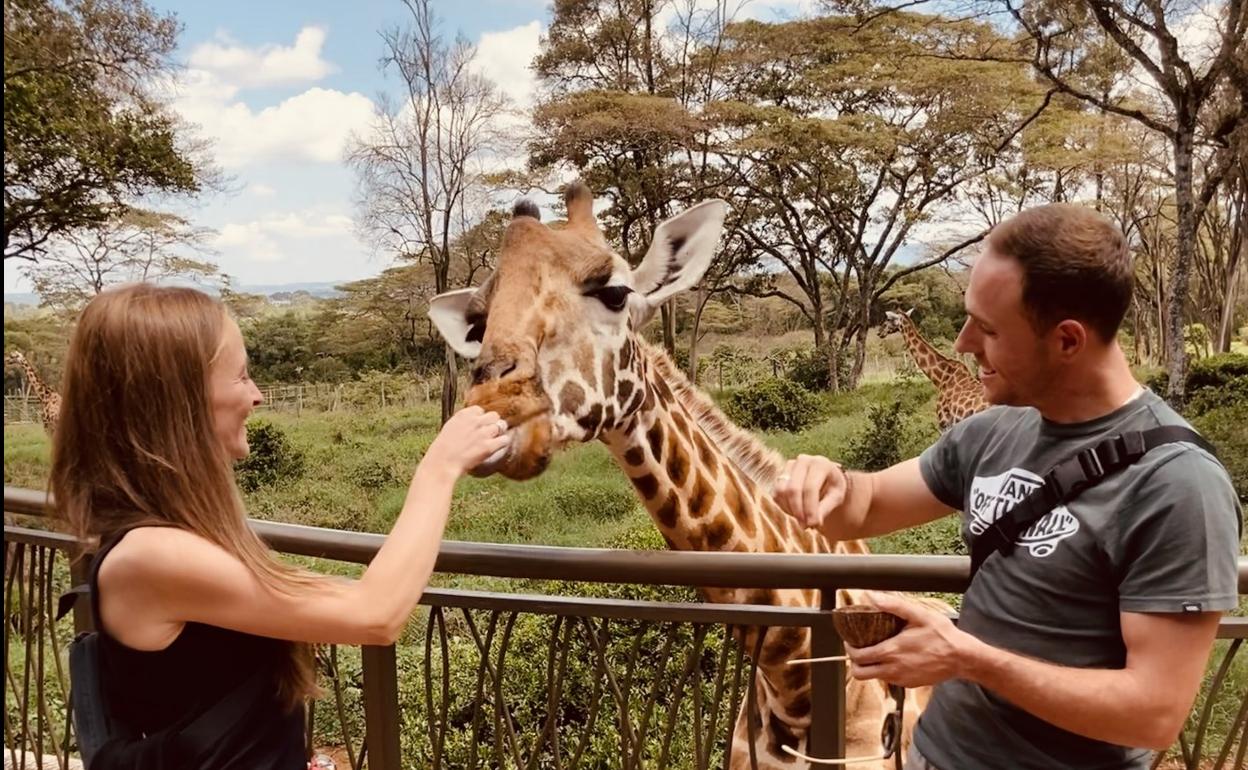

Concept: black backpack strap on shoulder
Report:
left=970, top=426, right=1216, bottom=579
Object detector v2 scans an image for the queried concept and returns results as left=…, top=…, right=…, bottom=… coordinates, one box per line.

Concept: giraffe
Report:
left=878, top=309, right=989, bottom=431
left=5, top=351, right=61, bottom=437
left=429, top=184, right=951, bottom=769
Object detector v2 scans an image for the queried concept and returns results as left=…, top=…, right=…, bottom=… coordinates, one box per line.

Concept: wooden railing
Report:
left=5, top=486, right=1246, bottom=769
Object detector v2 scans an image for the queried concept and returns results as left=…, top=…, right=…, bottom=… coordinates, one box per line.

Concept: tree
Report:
left=985, top=0, right=1247, bottom=399
left=3, top=0, right=214, bottom=261
left=22, top=208, right=218, bottom=312
left=348, top=0, right=508, bottom=421
left=713, top=12, right=1039, bottom=388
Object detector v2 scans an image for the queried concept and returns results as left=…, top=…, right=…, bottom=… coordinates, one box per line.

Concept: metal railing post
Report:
left=361, top=643, right=402, bottom=770
left=809, top=586, right=845, bottom=760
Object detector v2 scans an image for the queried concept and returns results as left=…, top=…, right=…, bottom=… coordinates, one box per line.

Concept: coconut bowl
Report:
left=832, top=604, right=906, bottom=647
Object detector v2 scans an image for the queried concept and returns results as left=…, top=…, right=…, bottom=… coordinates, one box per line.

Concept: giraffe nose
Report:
left=472, top=355, right=518, bottom=385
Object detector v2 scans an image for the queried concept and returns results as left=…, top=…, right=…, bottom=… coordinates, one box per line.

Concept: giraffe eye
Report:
left=587, top=285, right=632, bottom=312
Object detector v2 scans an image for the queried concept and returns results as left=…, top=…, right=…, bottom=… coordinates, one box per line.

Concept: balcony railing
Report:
left=5, top=485, right=1246, bottom=770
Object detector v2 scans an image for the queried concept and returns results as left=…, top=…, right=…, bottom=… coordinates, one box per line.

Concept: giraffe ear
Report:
left=631, top=200, right=728, bottom=310
left=905, top=308, right=915, bottom=317
left=429, top=288, right=483, bottom=359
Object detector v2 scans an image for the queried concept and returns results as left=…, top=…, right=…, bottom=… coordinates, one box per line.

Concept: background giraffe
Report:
left=430, top=184, right=952, bottom=769
left=878, top=309, right=988, bottom=431
left=5, top=351, right=61, bottom=437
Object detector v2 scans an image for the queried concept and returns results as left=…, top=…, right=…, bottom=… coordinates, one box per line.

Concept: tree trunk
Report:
left=440, top=344, right=458, bottom=424
left=687, top=289, right=709, bottom=383
left=1164, top=127, right=1196, bottom=403
left=661, top=301, right=677, bottom=356
left=1216, top=243, right=1243, bottom=353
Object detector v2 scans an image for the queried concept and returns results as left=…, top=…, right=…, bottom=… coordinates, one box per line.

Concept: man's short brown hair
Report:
left=988, top=203, right=1133, bottom=342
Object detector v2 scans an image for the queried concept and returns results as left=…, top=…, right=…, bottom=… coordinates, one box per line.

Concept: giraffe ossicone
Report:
left=429, top=183, right=948, bottom=769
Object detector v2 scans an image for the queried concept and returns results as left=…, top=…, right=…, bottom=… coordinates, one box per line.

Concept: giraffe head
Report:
left=877, top=308, right=915, bottom=339
left=5, top=350, right=28, bottom=369
left=429, top=182, right=728, bottom=480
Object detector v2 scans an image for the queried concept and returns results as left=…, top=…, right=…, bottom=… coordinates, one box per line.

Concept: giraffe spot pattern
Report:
left=703, top=514, right=733, bottom=549
left=632, top=473, right=659, bottom=500
left=666, top=431, right=689, bottom=486
left=656, top=491, right=681, bottom=528
left=689, top=475, right=712, bottom=519
left=623, top=447, right=644, bottom=466
left=646, top=421, right=664, bottom=462
left=559, top=381, right=585, bottom=415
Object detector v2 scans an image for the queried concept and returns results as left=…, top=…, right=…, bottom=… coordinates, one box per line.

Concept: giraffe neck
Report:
left=897, top=318, right=961, bottom=389
left=13, top=358, right=54, bottom=405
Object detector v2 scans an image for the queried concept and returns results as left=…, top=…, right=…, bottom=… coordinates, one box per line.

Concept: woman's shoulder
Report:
left=99, top=526, right=235, bottom=587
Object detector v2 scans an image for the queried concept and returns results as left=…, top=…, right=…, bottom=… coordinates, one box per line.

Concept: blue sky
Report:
left=3, top=0, right=813, bottom=294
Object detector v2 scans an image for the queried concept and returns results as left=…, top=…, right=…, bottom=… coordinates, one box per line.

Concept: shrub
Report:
left=1192, top=402, right=1248, bottom=503
left=723, top=377, right=821, bottom=432
left=235, top=420, right=305, bottom=492
left=842, top=398, right=937, bottom=472
left=348, top=458, right=397, bottom=490
left=1144, top=353, right=1248, bottom=414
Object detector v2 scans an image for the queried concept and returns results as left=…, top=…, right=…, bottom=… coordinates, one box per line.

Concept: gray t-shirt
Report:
left=915, top=389, right=1241, bottom=770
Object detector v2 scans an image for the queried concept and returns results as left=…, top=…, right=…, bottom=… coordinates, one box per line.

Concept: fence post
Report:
left=361, top=643, right=402, bottom=770
left=809, top=587, right=845, bottom=760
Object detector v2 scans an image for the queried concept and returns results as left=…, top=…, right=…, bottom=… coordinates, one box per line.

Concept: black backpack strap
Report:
left=970, top=426, right=1218, bottom=579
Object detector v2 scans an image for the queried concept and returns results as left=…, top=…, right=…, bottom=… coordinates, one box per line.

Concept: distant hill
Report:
left=4, top=281, right=345, bottom=307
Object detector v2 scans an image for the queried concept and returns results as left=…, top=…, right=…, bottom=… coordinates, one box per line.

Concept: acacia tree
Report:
left=713, top=12, right=1040, bottom=389
left=23, top=208, right=217, bottom=313
left=983, top=0, right=1246, bottom=398
left=347, top=0, right=508, bottom=421
left=3, top=0, right=214, bottom=261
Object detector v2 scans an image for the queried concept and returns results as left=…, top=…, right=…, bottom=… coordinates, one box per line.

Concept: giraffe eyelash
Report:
left=585, top=285, right=632, bottom=312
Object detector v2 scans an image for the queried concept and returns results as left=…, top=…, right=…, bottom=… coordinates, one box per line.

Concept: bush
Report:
left=550, top=478, right=638, bottom=521
left=235, top=420, right=305, bottom=492
left=842, top=398, right=937, bottom=471
left=1145, top=353, right=1248, bottom=414
left=1191, top=402, right=1248, bottom=503
left=348, top=458, right=397, bottom=490
left=723, top=377, right=821, bottom=432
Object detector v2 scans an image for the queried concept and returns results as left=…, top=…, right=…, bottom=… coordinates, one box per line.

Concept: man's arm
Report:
left=851, top=592, right=1222, bottom=750
left=775, top=455, right=954, bottom=540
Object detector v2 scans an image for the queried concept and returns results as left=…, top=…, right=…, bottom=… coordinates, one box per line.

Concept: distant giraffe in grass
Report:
left=878, top=309, right=988, bottom=431
left=6, top=350, right=61, bottom=437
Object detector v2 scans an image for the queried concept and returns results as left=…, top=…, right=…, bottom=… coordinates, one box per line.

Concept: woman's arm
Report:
left=99, top=407, right=510, bottom=648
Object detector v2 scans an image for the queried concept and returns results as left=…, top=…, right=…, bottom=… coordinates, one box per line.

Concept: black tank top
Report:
left=89, top=528, right=307, bottom=769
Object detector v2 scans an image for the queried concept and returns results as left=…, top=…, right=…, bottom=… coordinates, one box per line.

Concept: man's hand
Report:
left=844, top=591, right=976, bottom=689
left=774, top=454, right=848, bottom=530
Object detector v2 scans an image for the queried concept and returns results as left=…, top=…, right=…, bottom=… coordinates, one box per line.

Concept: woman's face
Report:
left=210, top=317, right=263, bottom=460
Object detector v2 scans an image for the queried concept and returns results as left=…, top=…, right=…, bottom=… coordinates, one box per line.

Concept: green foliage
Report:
left=1191, top=402, right=1248, bottom=503
left=785, top=347, right=838, bottom=392
left=723, top=377, right=821, bottom=432
left=842, top=397, right=938, bottom=472
left=4, top=0, right=204, bottom=260
left=1145, top=353, right=1248, bottom=414
left=235, top=420, right=305, bottom=492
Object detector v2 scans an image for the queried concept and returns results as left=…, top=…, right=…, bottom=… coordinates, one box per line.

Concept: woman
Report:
left=50, top=284, right=509, bottom=769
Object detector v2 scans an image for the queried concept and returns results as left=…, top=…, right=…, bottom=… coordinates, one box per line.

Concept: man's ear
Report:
left=428, top=288, right=483, bottom=359
left=630, top=200, right=728, bottom=309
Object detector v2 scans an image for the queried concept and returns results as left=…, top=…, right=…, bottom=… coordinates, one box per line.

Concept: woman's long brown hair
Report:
left=50, top=283, right=318, bottom=708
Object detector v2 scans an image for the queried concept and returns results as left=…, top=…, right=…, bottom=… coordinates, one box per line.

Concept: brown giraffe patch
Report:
left=703, top=514, right=733, bottom=549
left=670, top=409, right=690, bottom=439
left=763, top=627, right=805, bottom=665
left=688, top=474, right=713, bottom=518
left=692, top=429, right=719, bottom=475
left=623, top=447, right=644, bottom=466
left=601, top=351, right=615, bottom=396
left=616, top=378, right=634, bottom=406
left=646, top=421, right=664, bottom=461
left=656, top=491, right=681, bottom=528
left=559, top=381, right=585, bottom=415
left=632, top=472, right=659, bottom=500
left=665, top=431, right=689, bottom=486
left=618, top=340, right=633, bottom=369
left=577, top=403, right=603, bottom=435
left=766, top=711, right=800, bottom=763
left=786, top=689, right=812, bottom=719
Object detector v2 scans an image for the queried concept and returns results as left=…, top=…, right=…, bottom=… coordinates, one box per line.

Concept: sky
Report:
left=4, top=0, right=817, bottom=294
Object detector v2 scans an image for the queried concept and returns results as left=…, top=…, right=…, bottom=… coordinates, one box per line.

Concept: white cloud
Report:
left=474, top=21, right=542, bottom=108
left=215, top=209, right=357, bottom=264
left=247, top=183, right=276, bottom=197
left=172, top=78, right=375, bottom=168
left=188, top=26, right=336, bottom=90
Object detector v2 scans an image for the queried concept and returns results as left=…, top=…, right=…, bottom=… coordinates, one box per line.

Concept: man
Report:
left=774, top=203, right=1242, bottom=769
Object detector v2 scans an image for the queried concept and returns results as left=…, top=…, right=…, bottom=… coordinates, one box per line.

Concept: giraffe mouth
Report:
left=463, top=390, right=554, bottom=479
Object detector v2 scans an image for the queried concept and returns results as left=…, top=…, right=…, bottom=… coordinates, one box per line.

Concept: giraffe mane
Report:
left=642, top=342, right=785, bottom=488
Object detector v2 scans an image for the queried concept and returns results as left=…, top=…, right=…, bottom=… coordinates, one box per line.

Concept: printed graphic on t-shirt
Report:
left=968, top=468, right=1080, bottom=557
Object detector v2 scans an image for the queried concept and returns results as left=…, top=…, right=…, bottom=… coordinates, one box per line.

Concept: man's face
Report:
left=955, top=247, right=1059, bottom=407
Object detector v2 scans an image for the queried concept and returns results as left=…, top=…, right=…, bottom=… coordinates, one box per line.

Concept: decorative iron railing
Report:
left=4, top=485, right=1245, bottom=770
